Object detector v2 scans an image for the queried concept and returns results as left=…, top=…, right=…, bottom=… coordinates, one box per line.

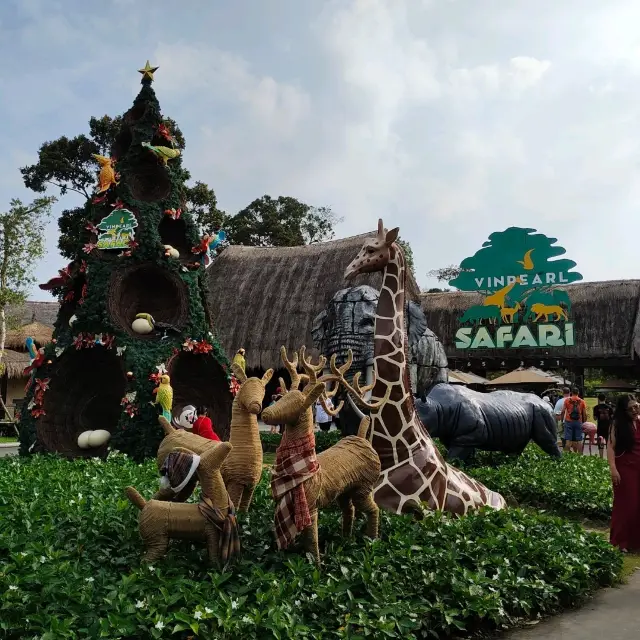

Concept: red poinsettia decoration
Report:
left=157, top=123, right=177, bottom=146
left=73, top=333, right=96, bottom=350
left=193, top=339, right=213, bottom=354
left=85, top=222, right=99, bottom=234
left=31, top=407, right=46, bottom=418
left=79, top=260, right=87, bottom=273
left=78, top=283, right=88, bottom=305
left=111, top=198, right=125, bottom=210
left=164, top=208, right=182, bottom=220
left=229, top=376, right=241, bottom=396
left=182, top=338, right=197, bottom=352
left=83, top=242, right=97, bottom=254
left=64, top=290, right=75, bottom=302
left=101, top=334, right=115, bottom=349
left=92, top=193, right=107, bottom=205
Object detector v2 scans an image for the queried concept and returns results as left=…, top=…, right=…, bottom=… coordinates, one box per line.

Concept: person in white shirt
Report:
left=315, top=397, right=334, bottom=432
left=554, top=387, right=570, bottom=444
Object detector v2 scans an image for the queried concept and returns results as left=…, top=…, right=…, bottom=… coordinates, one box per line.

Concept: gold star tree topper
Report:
left=138, top=60, right=159, bottom=82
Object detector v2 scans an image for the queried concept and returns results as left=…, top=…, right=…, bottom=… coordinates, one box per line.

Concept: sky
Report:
left=1, top=0, right=640, bottom=301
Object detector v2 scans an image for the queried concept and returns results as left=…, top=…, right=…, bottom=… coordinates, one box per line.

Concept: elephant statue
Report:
left=312, top=285, right=448, bottom=434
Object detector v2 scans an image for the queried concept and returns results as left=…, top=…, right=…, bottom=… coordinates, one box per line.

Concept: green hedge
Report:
left=0, top=454, right=621, bottom=638
left=464, top=446, right=613, bottom=521
left=260, top=430, right=341, bottom=453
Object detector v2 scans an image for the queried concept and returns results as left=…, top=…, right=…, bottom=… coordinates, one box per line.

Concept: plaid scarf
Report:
left=160, top=451, right=200, bottom=494
left=198, top=496, right=241, bottom=566
left=271, top=432, right=319, bottom=550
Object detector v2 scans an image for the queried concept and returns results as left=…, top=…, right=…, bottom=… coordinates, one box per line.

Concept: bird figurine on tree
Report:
left=92, top=154, right=119, bottom=193
left=192, top=229, right=227, bottom=268
left=153, top=374, right=174, bottom=422
left=25, top=337, right=38, bottom=363
left=141, top=142, right=181, bottom=165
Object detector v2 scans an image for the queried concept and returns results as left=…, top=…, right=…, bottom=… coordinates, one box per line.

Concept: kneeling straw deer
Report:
left=126, top=443, right=240, bottom=567
left=261, top=346, right=389, bottom=564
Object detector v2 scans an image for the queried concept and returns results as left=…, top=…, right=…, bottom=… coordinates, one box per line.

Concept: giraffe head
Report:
left=344, top=218, right=400, bottom=280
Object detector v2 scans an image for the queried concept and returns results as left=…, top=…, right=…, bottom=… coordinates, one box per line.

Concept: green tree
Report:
left=428, top=264, right=464, bottom=283
left=226, top=195, right=340, bottom=247
left=397, top=238, right=415, bottom=277
left=20, top=115, right=223, bottom=259
left=0, top=196, right=56, bottom=424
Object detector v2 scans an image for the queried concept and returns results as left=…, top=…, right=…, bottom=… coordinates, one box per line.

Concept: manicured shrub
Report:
left=467, top=446, right=613, bottom=521
left=0, top=454, right=621, bottom=638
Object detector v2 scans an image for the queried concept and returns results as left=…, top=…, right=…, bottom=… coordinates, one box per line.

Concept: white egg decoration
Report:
left=131, top=317, right=154, bottom=334
left=69, top=314, right=78, bottom=327
left=164, top=244, right=180, bottom=259
left=88, top=429, right=111, bottom=448
left=77, top=431, right=92, bottom=449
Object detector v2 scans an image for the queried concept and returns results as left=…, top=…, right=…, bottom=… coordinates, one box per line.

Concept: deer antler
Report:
left=320, top=350, right=391, bottom=411
left=280, top=346, right=301, bottom=391
left=299, top=346, right=326, bottom=384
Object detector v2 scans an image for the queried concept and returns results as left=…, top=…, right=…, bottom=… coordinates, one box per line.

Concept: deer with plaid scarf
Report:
left=262, top=346, right=387, bottom=563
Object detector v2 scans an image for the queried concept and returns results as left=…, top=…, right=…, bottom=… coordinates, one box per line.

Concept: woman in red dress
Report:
left=608, top=394, right=640, bottom=552
left=192, top=406, right=221, bottom=441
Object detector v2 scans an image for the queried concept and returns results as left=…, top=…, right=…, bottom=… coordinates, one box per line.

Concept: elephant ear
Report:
left=407, top=301, right=428, bottom=347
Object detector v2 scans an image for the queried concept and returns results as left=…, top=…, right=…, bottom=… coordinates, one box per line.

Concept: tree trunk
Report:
left=0, top=305, right=17, bottom=435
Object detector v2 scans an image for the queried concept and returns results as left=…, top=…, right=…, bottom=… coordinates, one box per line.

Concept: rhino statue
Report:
left=312, top=285, right=448, bottom=434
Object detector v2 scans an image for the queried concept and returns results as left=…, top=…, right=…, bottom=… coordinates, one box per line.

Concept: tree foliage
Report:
left=427, top=264, right=464, bottom=284
left=22, top=117, right=336, bottom=257
left=226, top=195, right=340, bottom=247
left=396, top=238, right=415, bottom=277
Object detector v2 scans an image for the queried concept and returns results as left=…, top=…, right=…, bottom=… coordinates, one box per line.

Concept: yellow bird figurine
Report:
left=92, top=154, right=119, bottom=193
left=154, top=374, right=173, bottom=422
left=141, top=142, right=181, bottom=165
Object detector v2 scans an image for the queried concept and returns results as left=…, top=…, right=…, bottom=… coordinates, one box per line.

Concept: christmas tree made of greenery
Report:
left=18, top=62, right=233, bottom=461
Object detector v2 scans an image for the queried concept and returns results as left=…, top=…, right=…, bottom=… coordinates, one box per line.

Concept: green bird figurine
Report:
left=141, top=142, right=181, bottom=165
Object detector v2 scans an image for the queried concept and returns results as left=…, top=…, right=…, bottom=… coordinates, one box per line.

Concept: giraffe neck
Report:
left=372, top=245, right=412, bottom=436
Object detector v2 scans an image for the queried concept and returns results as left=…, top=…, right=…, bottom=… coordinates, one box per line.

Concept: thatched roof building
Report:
left=0, top=350, right=30, bottom=379
left=420, top=280, right=640, bottom=368
left=207, top=232, right=420, bottom=370
left=4, top=322, right=53, bottom=349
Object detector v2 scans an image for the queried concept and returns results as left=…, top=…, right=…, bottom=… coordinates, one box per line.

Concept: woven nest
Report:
left=37, top=347, right=126, bottom=458
left=108, top=264, right=189, bottom=339
left=126, top=154, right=171, bottom=203
left=169, top=352, right=233, bottom=440
left=158, top=217, right=190, bottom=257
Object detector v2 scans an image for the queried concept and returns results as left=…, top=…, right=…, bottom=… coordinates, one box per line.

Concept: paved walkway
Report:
left=503, top=571, right=639, bottom=639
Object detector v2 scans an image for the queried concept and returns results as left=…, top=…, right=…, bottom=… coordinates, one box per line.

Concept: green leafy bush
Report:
left=466, top=447, right=613, bottom=521
left=260, top=430, right=341, bottom=453
left=0, top=454, right=621, bottom=638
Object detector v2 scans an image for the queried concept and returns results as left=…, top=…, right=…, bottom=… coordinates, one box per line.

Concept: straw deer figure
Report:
left=126, top=443, right=241, bottom=567
left=220, top=364, right=273, bottom=512
left=262, top=346, right=387, bottom=564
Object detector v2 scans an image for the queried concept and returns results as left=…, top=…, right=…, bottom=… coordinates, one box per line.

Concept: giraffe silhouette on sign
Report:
left=344, top=220, right=506, bottom=515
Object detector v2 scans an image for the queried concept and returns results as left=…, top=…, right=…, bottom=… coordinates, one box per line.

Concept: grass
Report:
left=0, top=436, right=17, bottom=444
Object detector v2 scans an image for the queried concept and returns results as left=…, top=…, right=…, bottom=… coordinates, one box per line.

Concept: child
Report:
left=192, top=406, right=221, bottom=441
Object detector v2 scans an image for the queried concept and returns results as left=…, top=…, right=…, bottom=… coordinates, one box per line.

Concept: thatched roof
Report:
left=0, top=349, right=30, bottom=379
left=421, top=280, right=640, bottom=362
left=4, top=322, right=53, bottom=350
left=207, top=232, right=421, bottom=370
left=448, top=370, right=489, bottom=385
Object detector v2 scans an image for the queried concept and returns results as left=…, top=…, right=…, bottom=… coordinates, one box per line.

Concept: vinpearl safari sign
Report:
left=449, top=227, right=582, bottom=350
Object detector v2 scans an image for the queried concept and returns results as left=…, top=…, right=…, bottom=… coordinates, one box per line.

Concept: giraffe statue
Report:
left=483, top=278, right=521, bottom=308
left=344, top=219, right=506, bottom=515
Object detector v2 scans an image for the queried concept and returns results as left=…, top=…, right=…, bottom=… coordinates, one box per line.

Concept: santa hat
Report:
left=159, top=450, right=201, bottom=494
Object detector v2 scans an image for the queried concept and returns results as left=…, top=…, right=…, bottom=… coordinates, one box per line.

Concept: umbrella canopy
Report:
left=448, top=370, right=490, bottom=386
left=596, top=379, right=638, bottom=391
left=489, top=367, right=562, bottom=386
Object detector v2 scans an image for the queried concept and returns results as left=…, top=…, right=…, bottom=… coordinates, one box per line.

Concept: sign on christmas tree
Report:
left=96, top=208, right=138, bottom=250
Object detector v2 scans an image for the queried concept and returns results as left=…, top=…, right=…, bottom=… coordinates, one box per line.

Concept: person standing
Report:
left=192, top=406, right=221, bottom=441
left=315, top=397, right=334, bottom=432
left=554, top=387, right=570, bottom=448
left=608, top=394, right=640, bottom=552
left=594, top=393, right=614, bottom=457
left=560, top=386, right=587, bottom=453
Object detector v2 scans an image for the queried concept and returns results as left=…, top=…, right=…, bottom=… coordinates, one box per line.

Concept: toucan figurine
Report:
left=25, top=337, right=38, bottom=363
left=192, top=230, right=227, bottom=268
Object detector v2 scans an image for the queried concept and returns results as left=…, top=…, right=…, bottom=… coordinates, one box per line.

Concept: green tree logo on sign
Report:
left=450, top=227, right=583, bottom=350
left=96, top=208, right=138, bottom=250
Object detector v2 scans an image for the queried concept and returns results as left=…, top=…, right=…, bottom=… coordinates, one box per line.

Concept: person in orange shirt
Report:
left=561, top=386, right=587, bottom=453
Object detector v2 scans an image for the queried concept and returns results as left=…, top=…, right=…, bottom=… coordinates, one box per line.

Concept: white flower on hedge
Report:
left=155, top=621, right=164, bottom=630
left=135, top=600, right=145, bottom=609
left=205, top=607, right=212, bottom=614
left=147, top=565, right=155, bottom=572
left=310, top=594, right=317, bottom=600
left=231, top=599, right=239, bottom=610
left=194, top=611, right=202, bottom=620
left=241, top=615, right=252, bottom=624
left=85, top=577, right=94, bottom=583
left=294, top=600, right=301, bottom=607
left=9, top=585, right=18, bottom=591
left=39, top=556, right=46, bottom=563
